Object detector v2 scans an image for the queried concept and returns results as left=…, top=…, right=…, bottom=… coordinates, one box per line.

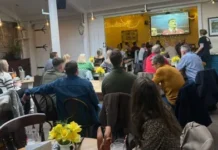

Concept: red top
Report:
left=143, top=53, right=169, bottom=73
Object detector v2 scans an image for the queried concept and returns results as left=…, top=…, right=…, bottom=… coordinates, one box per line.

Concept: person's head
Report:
left=133, top=42, right=137, bottom=46
left=151, top=44, right=161, bottom=54
left=180, top=44, right=191, bottom=56
left=97, top=50, right=103, bottom=57
left=65, top=61, right=78, bottom=76
left=141, top=43, right=146, bottom=48
left=152, top=54, right=165, bottom=70
left=200, top=29, right=207, bottom=36
left=63, top=54, right=71, bottom=63
left=168, top=19, right=177, bottom=29
left=52, top=58, right=65, bottom=72
left=50, top=52, right=58, bottom=59
left=0, top=59, right=9, bottom=72
left=131, top=77, right=181, bottom=139
left=125, top=42, right=129, bottom=46
left=110, top=50, right=123, bottom=67
left=151, top=28, right=158, bottom=36
left=77, top=54, right=86, bottom=63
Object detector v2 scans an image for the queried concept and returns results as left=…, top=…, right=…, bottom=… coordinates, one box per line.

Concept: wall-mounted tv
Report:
left=151, top=12, right=190, bottom=36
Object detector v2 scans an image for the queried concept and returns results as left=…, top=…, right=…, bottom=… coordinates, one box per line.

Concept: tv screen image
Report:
left=151, top=12, right=190, bottom=36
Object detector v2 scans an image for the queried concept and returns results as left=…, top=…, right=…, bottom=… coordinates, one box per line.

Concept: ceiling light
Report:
left=0, top=19, right=2, bottom=27
left=144, top=4, right=148, bottom=12
left=211, top=0, right=215, bottom=4
left=46, top=20, right=50, bottom=26
left=16, top=24, right=21, bottom=30
left=91, top=12, right=95, bottom=21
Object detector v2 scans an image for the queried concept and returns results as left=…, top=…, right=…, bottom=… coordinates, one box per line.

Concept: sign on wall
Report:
left=121, top=30, right=138, bottom=43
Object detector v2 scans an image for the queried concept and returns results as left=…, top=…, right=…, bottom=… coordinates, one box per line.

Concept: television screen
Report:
left=151, top=12, right=190, bottom=36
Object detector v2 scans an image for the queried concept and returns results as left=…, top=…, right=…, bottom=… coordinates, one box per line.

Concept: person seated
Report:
left=63, top=54, right=71, bottom=63
left=152, top=55, right=185, bottom=107
left=164, top=42, right=178, bottom=59
left=102, top=50, right=136, bottom=95
left=41, top=57, right=65, bottom=84
left=77, top=54, right=94, bottom=71
left=44, top=52, right=58, bottom=72
left=130, top=77, right=181, bottom=149
left=94, top=50, right=105, bottom=66
left=0, top=59, right=14, bottom=93
left=143, top=44, right=169, bottom=73
left=101, top=50, right=113, bottom=73
left=23, top=61, right=99, bottom=122
left=177, top=44, right=204, bottom=82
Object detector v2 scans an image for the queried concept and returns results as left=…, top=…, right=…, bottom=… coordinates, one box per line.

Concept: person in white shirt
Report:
left=138, top=43, right=147, bottom=62
left=0, top=59, right=14, bottom=93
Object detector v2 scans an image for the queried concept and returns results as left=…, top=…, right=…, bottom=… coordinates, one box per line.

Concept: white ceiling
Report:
left=0, top=0, right=210, bottom=21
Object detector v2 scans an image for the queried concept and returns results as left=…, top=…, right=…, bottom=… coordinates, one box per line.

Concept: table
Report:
left=21, top=77, right=34, bottom=89
left=91, top=80, right=103, bottom=101
left=19, top=138, right=97, bottom=150
left=91, top=80, right=102, bottom=93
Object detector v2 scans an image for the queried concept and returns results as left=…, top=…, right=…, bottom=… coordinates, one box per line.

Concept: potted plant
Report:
left=48, top=121, right=82, bottom=150
left=6, top=40, right=22, bottom=60
left=95, top=67, right=105, bottom=81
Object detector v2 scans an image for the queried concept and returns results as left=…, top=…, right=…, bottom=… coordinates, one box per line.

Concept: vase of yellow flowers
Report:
left=95, top=67, right=105, bottom=81
left=171, top=56, right=181, bottom=67
left=48, top=121, right=82, bottom=150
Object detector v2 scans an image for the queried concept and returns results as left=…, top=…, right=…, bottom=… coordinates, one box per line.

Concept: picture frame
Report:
left=208, top=17, right=218, bottom=37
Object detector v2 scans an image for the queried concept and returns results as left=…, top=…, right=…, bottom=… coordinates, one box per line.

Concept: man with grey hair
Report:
left=177, top=44, right=204, bottom=81
left=143, top=44, right=169, bottom=73
left=152, top=54, right=185, bottom=107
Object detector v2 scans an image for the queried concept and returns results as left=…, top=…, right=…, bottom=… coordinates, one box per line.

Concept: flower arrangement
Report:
left=48, top=121, right=82, bottom=145
left=95, top=67, right=105, bottom=75
left=171, top=56, right=181, bottom=63
left=89, top=57, right=94, bottom=63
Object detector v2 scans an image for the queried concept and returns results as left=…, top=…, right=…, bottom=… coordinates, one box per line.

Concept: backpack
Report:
left=180, top=122, right=214, bottom=150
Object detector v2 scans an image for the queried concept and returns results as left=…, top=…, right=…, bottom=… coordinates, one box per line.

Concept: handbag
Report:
left=180, top=122, right=214, bottom=150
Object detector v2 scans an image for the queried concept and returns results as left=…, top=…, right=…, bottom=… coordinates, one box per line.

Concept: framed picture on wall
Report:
left=208, top=17, right=218, bottom=36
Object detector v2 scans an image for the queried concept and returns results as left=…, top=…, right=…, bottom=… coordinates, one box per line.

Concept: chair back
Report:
left=31, top=94, right=57, bottom=122
left=33, top=75, right=42, bottom=87
left=180, top=122, right=214, bottom=150
left=100, top=93, right=131, bottom=139
left=64, top=98, right=93, bottom=126
left=0, top=113, right=46, bottom=137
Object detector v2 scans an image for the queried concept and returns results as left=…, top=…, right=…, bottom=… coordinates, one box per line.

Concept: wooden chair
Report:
left=31, top=94, right=57, bottom=141
left=64, top=98, right=94, bottom=137
left=0, top=113, right=46, bottom=150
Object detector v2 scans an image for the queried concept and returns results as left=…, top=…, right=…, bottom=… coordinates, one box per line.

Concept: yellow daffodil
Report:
left=89, top=57, right=94, bottom=63
left=95, top=67, right=105, bottom=75
left=67, top=121, right=82, bottom=133
left=171, top=56, right=181, bottom=63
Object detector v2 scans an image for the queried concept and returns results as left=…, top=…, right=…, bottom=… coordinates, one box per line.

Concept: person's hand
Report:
left=22, top=94, right=30, bottom=104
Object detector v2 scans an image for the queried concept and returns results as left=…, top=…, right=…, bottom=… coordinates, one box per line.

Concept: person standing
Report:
left=44, top=52, right=58, bottom=72
left=102, top=50, right=136, bottom=95
left=196, top=29, right=212, bottom=65
left=177, top=45, right=204, bottom=82
left=164, top=42, right=178, bottom=59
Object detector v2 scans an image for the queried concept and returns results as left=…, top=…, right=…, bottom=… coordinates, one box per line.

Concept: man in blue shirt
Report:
left=177, top=44, right=204, bottom=81
left=44, top=52, right=58, bottom=72
left=23, top=61, right=99, bottom=124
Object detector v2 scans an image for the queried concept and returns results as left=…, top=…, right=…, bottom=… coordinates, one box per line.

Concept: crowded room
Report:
left=0, top=0, right=218, bottom=149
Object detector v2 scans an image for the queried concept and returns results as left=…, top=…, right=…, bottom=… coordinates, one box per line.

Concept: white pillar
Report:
left=27, top=23, right=37, bottom=76
left=48, top=0, right=61, bottom=56
left=197, top=3, right=203, bottom=38
left=83, top=13, right=90, bottom=57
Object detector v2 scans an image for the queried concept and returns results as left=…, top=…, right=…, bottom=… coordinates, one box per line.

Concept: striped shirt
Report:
left=0, top=72, right=14, bottom=93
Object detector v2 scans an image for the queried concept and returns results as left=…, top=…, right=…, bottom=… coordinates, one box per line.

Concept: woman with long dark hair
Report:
left=131, top=77, right=181, bottom=150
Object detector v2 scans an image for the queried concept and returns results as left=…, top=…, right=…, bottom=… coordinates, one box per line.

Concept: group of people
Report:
left=0, top=28, right=213, bottom=149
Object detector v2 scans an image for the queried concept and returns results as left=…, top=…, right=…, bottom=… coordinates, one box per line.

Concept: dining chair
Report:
left=31, top=94, right=57, bottom=141
left=0, top=113, right=46, bottom=150
left=64, top=98, right=94, bottom=137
